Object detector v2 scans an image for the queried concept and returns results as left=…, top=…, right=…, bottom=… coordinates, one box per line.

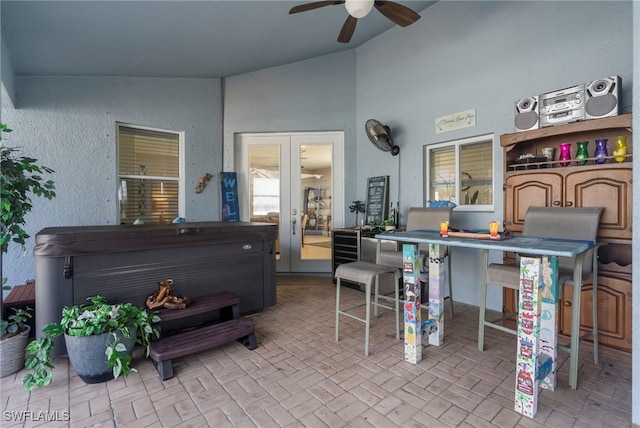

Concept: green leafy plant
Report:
left=1, top=123, right=56, bottom=255
left=0, top=307, right=33, bottom=339
left=23, top=295, right=160, bottom=390
left=349, top=200, right=365, bottom=226
left=348, top=200, right=365, bottom=213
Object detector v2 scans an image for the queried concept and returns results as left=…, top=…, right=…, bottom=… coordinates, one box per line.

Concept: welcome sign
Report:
left=221, top=172, right=239, bottom=221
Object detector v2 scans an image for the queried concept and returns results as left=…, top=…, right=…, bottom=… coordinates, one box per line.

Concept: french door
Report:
left=236, top=132, right=344, bottom=273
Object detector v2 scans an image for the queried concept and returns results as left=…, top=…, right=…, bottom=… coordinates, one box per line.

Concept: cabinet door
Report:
left=565, top=168, right=632, bottom=240
left=560, top=275, right=631, bottom=351
left=504, top=173, right=563, bottom=232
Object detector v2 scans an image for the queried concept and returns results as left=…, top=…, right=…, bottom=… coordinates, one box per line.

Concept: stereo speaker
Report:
left=585, top=75, right=621, bottom=119
left=514, top=96, right=539, bottom=132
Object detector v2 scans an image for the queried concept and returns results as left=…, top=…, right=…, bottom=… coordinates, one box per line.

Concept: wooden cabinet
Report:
left=560, top=274, right=632, bottom=350
left=500, top=114, right=633, bottom=351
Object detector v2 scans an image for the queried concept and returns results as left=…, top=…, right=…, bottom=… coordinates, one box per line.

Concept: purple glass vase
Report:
left=594, top=138, right=608, bottom=164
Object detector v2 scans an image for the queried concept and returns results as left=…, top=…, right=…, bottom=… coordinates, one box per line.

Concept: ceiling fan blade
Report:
left=374, top=1, right=421, bottom=27
left=289, top=1, right=344, bottom=14
left=337, top=15, right=357, bottom=43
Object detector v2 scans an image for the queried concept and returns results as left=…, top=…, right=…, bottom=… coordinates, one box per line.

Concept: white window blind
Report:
left=425, top=134, right=494, bottom=210
left=117, top=125, right=180, bottom=224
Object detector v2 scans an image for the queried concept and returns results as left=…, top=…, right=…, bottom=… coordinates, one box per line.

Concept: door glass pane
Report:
left=300, top=144, right=332, bottom=260
left=249, top=145, right=281, bottom=260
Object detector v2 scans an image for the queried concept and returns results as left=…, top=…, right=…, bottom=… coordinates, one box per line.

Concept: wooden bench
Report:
left=149, top=291, right=257, bottom=380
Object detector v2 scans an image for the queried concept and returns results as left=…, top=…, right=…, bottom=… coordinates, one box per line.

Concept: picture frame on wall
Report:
left=365, top=175, right=389, bottom=226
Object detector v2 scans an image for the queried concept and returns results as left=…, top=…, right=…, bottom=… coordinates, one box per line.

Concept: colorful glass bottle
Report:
left=594, top=138, right=608, bottom=164
left=559, top=143, right=571, bottom=167
left=575, top=141, right=589, bottom=165
left=613, top=136, right=628, bottom=163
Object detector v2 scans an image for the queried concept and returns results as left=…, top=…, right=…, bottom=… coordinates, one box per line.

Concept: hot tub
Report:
left=34, top=222, right=277, bottom=355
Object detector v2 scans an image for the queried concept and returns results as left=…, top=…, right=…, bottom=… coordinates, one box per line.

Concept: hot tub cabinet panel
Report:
left=34, top=222, right=277, bottom=356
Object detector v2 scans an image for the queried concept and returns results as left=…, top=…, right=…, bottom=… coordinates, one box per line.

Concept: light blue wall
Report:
left=1, top=38, right=16, bottom=107
left=1, top=76, right=222, bottom=285
left=221, top=1, right=634, bottom=310
left=354, top=0, right=633, bottom=308
left=223, top=50, right=357, bottom=203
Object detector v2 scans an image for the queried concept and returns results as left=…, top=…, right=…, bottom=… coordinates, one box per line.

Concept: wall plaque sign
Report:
left=435, top=109, right=476, bottom=134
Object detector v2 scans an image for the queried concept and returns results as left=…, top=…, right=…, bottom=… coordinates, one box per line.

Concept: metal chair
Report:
left=478, top=206, right=603, bottom=366
left=376, top=207, right=454, bottom=318
left=335, top=261, right=401, bottom=356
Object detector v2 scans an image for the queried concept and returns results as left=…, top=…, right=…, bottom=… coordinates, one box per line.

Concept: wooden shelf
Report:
left=501, top=114, right=632, bottom=148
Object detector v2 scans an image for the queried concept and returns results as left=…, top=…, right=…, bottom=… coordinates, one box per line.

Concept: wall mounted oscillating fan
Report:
left=365, top=119, right=399, bottom=156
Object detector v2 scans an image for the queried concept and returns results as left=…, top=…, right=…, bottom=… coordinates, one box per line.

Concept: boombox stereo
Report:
left=514, top=75, right=621, bottom=131
left=539, top=84, right=585, bottom=128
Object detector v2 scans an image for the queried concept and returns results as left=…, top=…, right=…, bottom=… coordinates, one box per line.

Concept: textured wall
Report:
left=1, top=76, right=221, bottom=286
left=354, top=0, right=633, bottom=308
left=223, top=50, right=357, bottom=205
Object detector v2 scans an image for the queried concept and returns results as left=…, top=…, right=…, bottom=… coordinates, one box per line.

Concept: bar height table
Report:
left=375, top=230, right=595, bottom=418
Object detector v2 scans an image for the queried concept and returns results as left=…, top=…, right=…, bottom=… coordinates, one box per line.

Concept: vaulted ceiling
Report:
left=1, top=1, right=435, bottom=79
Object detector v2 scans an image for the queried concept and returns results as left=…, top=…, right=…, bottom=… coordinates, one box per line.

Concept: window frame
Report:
left=116, top=122, right=185, bottom=224
left=424, top=133, right=495, bottom=212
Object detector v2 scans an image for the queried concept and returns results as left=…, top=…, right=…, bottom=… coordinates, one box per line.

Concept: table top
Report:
left=374, top=230, right=595, bottom=258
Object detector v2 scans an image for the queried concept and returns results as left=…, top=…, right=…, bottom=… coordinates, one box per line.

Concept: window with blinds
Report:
left=425, top=134, right=494, bottom=210
left=117, top=124, right=181, bottom=224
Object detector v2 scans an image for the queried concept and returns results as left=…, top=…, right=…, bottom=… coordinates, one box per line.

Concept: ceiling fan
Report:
left=289, top=0, right=421, bottom=43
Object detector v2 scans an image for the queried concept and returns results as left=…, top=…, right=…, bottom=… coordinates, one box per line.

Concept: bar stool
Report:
left=478, top=206, right=603, bottom=386
left=335, top=261, right=401, bottom=356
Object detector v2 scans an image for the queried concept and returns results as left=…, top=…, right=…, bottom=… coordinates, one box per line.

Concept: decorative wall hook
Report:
left=194, top=173, right=213, bottom=194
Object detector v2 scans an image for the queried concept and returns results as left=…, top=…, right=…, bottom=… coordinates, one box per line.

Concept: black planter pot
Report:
left=64, top=329, right=136, bottom=384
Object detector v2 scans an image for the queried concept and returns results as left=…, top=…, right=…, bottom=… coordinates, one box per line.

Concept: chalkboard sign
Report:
left=365, top=176, right=389, bottom=226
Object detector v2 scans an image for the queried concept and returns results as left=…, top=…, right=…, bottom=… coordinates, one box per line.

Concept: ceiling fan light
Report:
left=345, top=0, right=375, bottom=19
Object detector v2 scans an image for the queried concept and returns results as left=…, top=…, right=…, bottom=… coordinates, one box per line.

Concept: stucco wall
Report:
left=355, top=0, right=633, bottom=308
left=1, top=76, right=221, bottom=285
left=223, top=50, right=357, bottom=204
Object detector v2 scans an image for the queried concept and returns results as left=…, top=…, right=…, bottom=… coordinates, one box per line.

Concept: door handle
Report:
left=292, top=217, right=297, bottom=235
left=565, top=201, right=574, bottom=207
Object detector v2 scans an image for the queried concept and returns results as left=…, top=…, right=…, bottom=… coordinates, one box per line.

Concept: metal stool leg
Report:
left=365, top=279, right=372, bottom=357
left=395, top=271, right=400, bottom=340
left=447, top=253, right=454, bottom=320
left=592, top=250, right=599, bottom=364
left=478, top=249, right=489, bottom=352
left=335, top=277, right=341, bottom=342
left=374, top=274, right=380, bottom=317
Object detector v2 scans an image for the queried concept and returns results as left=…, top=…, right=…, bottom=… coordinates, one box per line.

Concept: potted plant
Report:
left=348, top=200, right=365, bottom=228
left=1, top=123, right=55, bottom=377
left=0, top=307, right=33, bottom=377
left=22, top=295, right=160, bottom=389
